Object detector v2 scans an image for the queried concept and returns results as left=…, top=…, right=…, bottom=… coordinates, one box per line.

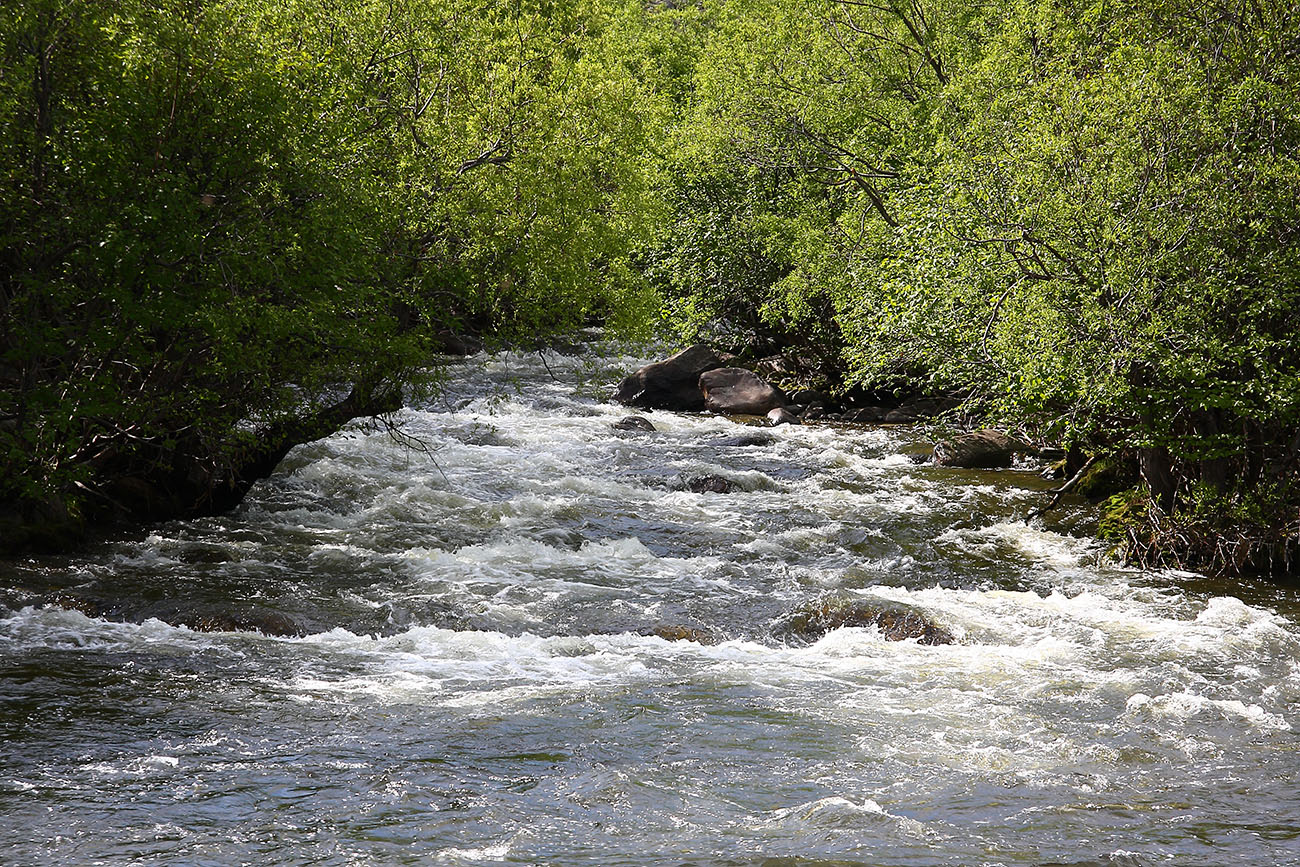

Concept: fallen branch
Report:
left=1027, top=454, right=1098, bottom=520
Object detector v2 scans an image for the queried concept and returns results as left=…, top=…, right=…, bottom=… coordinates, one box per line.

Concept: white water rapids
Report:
left=2, top=345, right=1299, bottom=865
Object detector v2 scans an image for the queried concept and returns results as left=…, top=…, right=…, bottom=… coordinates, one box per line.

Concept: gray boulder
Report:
left=932, top=430, right=1029, bottom=468
left=699, top=367, right=785, bottom=415
left=614, top=344, right=725, bottom=411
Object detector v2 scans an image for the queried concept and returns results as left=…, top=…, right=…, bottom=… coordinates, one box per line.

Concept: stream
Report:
left=3, top=345, right=1299, bottom=866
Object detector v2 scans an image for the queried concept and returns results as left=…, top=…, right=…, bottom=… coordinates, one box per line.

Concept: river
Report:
left=3, top=345, right=1299, bottom=866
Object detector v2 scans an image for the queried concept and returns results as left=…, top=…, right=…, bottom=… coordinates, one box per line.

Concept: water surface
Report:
left=3, top=346, right=1299, bottom=866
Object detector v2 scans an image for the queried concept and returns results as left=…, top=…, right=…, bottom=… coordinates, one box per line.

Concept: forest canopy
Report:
left=3, top=0, right=1298, bottom=574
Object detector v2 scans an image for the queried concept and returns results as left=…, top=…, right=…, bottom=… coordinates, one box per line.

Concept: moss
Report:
left=1074, top=456, right=1139, bottom=501
left=1101, top=484, right=1300, bottom=579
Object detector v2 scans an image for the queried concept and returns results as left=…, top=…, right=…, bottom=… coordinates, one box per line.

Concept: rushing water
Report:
left=3, top=345, right=1300, bottom=866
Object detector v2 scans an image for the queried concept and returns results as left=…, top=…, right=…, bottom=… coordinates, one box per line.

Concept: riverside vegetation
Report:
left=3, top=0, right=1298, bottom=577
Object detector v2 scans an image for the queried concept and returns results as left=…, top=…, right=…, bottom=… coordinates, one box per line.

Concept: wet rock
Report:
left=908, top=452, right=932, bottom=465
left=803, top=406, right=826, bottom=422
left=699, top=368, right=786, bottom=416
left=182, top=608, right=303, bottom=637
left=884, top=407, right=919, bottom=424
left=686, top=475, right=737, bottom=494
left=711, top=433, right=774, bottom=448
left=766, top=407, right=800, bottom=427
left=41, top=594, right=302, bottom=637
left=641, top=624, right=717, bottom=644
left=844, top=407, right=888, bottom=423
left=774, top=597, right=954, bottom=646
left=434, top=329, right=484, bottom=356
left=789, top=389, right=830, bottom=407
left=932, top=430, right=1029, bottom=469
left=1041, top=458, right=1068, bottom=480
left=613, top=344, right=726, bottom=411
left=44, top=591, right=106, bottom=618
left=884, top=396, right=960, bottom=424
left=613, top=415, right=656, bottom=432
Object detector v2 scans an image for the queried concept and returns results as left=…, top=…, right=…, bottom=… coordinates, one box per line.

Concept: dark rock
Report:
left=766, top=407, right=801, bottom=427
left=44, top=591, right=106, bottom=618
left=0, top=495, right=87, bottom=555
left=434, top=329, right=484, bottom=356
left=845, top=407, right=888, bottom=423
left=686, top=475, right=736, bottom=494
left=884, top=408, right=917, bottom=424
left=932, top=430, right=1029, bottom=468
left=183, top=608, right=303, bottom=637
left=642, top=624, right=717, bottom=644
left=711, top=433, right=774, bottom=448
left=803, top=406, right=826, bottom=422
left=789, top=389, right=830, bottom=406
left=613, top=344, right=726, bottom=411
left=699, top=367, right=786, bottom=415
left=774, top=597, right=955, bottom=646
left=613, top=415, right=656, bottom=432
left=908, top=452, right=932, bottom=465
left=42, top=595, right=301, bottom=637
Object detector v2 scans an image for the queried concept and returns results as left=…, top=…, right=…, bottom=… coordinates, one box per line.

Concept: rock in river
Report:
left=613, top=344, right=726, bottom=411
left=766, top=406, right=801, bottom=427
left=699, top=367, right=786, bottom=415
left=774, top=597, right=955, bottom=646
left=932, top=430, right=1029, bottom=469
left=613, top=415, right=656, bottom=432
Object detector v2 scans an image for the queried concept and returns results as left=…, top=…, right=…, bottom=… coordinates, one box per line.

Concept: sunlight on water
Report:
left=3, top=343, right=1299, bottom=866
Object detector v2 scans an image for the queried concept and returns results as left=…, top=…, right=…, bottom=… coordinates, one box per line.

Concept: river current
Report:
left=3, top=345, right=1299, bottom=866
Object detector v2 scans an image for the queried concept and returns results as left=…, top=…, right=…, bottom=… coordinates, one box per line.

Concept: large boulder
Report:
left=614, top=344, right=725, bottom=411
left=932, top=430, right=1028, bottom=468
left=699, top=368, right=786, bottom=415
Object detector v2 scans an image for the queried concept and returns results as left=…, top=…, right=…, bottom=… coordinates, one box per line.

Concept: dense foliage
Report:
left=3, top=0, right=1297, bottom=573
left=639, top=0, right=1300, bottom=575
left=1, top=0, right=661, bottom=540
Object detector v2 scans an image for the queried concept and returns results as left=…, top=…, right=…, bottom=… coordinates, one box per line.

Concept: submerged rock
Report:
left=774, top=597, right=954, bottom=646
left=182, top=609, right=302, bottom=636
left=711, top=432, right=774, bottom=448
left=699, top=367, right=786, bottom=416
left=613, top=415, right=656, bottom=432
left=641, top=624, right=717, bottom=644
left=932, top=430, right=1029, bottom=469
left=685, top=475, right=737, bottom=494
left=613, top=344, right=726, bottom=411
left=41, top=594, right=303, bottom=637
